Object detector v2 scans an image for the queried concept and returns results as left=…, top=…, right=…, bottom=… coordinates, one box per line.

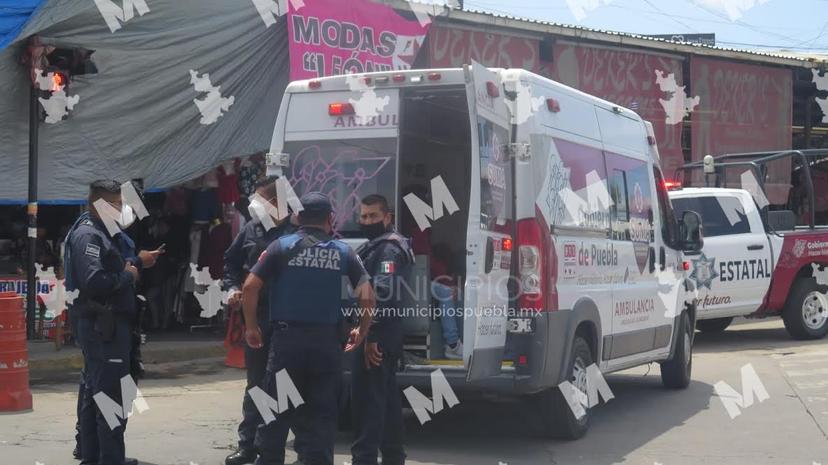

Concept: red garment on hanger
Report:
left=217, top=160, right=240, bottom=204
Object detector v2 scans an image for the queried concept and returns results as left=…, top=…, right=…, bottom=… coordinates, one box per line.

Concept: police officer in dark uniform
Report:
left=222, top=176, right=307, bottom=465
left=242, top=191, right=375, bottom=465
left=68, top=185, right=160, bottom=464
left=66, top=180, right=140, bottom=465
left=351, top=194, right=414, bottom=465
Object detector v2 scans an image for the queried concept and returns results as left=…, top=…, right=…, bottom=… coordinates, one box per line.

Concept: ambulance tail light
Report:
left=328, top=103, right=355, bottom=116
left=308, top=80, right=321, bottom=89
left=517, top=218, right=553, bottom=313
left=682, top=260, right=690, bottom=271
left=427, top=72, right=442, bottom=81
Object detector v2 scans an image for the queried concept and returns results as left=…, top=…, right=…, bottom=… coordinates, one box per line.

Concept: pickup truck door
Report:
left=463, top=61, right=515, bottom=381
left=672, top=192, right=772, bottom=318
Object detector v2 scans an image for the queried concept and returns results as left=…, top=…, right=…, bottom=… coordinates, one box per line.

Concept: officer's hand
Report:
left=364, top=342, right=383, bottom=368
left=138, top=249, right=162, bottom=269
left=125, top=263, right=139, bottom=282
left=344, top=327, right=366, bottom=352
left=245, top=326, right=263, bottom=349
left=227, top=290, right=243, bottom=309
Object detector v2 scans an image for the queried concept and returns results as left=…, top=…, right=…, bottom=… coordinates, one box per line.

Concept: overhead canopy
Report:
left=0, top=1, right=44, bottom=50
left=0, top=0, right=290, bottom=203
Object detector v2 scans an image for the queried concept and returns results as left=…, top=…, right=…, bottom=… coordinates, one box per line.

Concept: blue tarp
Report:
left=0, top=1, right=44, bottom=50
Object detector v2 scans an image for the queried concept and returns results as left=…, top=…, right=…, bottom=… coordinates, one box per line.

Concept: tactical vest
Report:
left=269, top=231, right=355, bottom=325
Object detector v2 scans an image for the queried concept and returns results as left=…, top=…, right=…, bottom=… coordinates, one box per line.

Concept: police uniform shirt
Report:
left=66, top=215, right=136, bottom=315
left=355, top=232, right=413, bottom=343
left=222, top=219, right=296, bottom=292
left=250, top=227, right=369, bottom=325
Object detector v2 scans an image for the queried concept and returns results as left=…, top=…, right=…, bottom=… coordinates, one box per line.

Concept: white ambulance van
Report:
left=267, top=63, right=704, bottom=438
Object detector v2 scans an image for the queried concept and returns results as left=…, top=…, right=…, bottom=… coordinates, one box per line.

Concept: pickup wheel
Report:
left=660, top=312, right=693, bottom=389
left=696, top=317, right=733, bottom=334
left=783, top=278, right=828, bottom=340
left=535, top=335, right=592, bottom=440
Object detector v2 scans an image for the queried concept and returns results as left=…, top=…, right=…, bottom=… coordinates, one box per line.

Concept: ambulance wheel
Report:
left=661, top=312, right=693, bottom=389
left=783, top=278, right=828, bottom=340
left=696, top=317, right=733, bottom=334
left=536, top=335, right=592, bottom=440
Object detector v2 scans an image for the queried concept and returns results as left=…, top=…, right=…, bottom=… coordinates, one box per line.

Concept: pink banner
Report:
left=288, top=0, right=430, bottom=81
left=548, top=43, right=686, bottom=177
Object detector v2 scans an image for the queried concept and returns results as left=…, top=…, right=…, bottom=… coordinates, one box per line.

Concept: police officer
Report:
left=68, top=186, right=160, bottom=464
left=66, top=180, right=141, bottom=465
left=223, top=176, right=307, bottom=465
left=351, top=194, right=413, bottom=465
left=242, top=192, right=375, bottom=465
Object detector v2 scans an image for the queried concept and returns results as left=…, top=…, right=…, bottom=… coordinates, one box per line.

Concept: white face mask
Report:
left=118, top=204, right=136, bottom=229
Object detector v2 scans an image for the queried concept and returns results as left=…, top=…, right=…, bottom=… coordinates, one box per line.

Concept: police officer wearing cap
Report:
left=68, top=182, right=160, bottom=464
left=66, top=180, right=141, bottom=465
left=242, top=191, right=375, bottom=465
left=222, top=176, right=309, bottom=465
left=351, top=194, right=414, bottom=465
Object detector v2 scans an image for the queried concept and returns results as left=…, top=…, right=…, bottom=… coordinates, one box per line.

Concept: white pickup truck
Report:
left=669, top=186, right=828, bottom=339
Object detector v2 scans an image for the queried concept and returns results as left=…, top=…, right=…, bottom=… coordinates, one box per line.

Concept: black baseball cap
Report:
left=298, top=191, right=333, bottom=216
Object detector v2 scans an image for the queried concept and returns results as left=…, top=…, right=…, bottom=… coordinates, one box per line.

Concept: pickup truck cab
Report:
left=267, top=63, right=704, bottom=438
left=670, top=184, right=828, bottom=340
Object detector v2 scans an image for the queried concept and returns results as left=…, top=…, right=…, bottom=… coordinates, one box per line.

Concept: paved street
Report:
left=3, top=318, right=827, bottom=465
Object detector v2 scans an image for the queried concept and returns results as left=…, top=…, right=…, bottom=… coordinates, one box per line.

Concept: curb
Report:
left=28, top=343, right=226, bottom=377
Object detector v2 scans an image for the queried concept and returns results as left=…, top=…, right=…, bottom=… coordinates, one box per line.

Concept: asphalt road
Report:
left=2, top=318, right=827, bottom=465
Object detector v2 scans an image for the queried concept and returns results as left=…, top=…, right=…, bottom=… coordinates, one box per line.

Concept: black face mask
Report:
left=360, top=221, right=387, bottom=240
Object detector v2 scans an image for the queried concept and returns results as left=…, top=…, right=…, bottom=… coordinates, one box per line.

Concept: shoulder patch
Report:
left=258, top=250, right=267, bottom=262
left=85, top=243, right=101, bottom=258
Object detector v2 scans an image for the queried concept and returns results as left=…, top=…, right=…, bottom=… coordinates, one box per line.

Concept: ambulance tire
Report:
left=783, top=278, right=828, bottom=340
left=661, top=312, right=693, bottom=389
left=696, top=317, right=733, bottom=334
left=536, top=335, right=592, bottom=440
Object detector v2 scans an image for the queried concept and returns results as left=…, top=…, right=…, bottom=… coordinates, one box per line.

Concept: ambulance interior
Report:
left=396, top=86, right=472, bottom=363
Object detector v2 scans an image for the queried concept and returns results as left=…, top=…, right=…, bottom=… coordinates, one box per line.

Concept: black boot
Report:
left=225, top=449, right=257, bottom=465
left=125, top=458, right=139, bottom=465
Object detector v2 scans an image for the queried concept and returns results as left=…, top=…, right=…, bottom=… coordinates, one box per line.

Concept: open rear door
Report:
left=464, top=61, right=515, bottom=382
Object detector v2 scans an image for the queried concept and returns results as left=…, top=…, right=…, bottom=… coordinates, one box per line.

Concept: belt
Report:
left=275, top=320, right=337, bottom=330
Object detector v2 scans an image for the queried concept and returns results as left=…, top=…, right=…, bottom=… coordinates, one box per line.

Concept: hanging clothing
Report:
left=218, top=160, right=240, bottom=204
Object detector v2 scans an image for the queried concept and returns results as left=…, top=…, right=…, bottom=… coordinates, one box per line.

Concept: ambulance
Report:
left=266, top=63, right=704, bottom=438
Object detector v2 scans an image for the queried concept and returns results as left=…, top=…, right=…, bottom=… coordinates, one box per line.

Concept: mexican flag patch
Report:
left=381, top=261, right=395, bottom=273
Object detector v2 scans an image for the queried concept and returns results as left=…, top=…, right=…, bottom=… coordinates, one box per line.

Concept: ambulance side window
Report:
left=610, top=169, right=629, bottom=222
